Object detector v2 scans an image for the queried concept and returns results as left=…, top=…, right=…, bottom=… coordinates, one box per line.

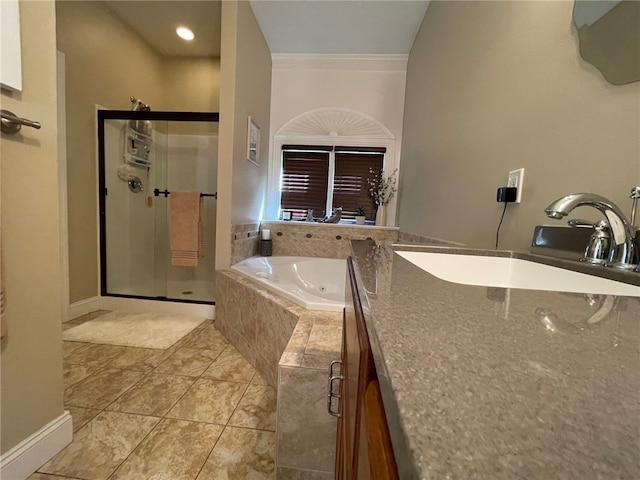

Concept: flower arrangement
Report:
left=368, top=168, right=398, bottom=206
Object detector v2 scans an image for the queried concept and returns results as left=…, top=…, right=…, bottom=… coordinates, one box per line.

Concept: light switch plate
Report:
left=507, top=168, right=524, bottom=203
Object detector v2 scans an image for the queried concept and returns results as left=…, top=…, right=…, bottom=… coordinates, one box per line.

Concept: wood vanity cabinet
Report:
left=335, top=257, right=398, bottom=480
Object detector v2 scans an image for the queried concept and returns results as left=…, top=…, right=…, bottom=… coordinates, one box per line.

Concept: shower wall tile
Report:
left=231, top=223, right=260, bottom=265
left=260, top=222, right=399, bottom=258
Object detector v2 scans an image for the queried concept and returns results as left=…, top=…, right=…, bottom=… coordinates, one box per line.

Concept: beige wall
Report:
left=1, top=0, right=65, bottom=453
left=268, top=57, right=407, bottom=222
left=56, top=1, right=221, bottom=303
left=56, top=1, right=165, bottom=303
left=216, top=1, right=271, bottom=269
left=162, top=57, right=220, bottom=112
left=399, top=1, right=640, bottom=250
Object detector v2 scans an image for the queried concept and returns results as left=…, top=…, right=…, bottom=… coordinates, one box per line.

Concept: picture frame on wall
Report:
left=247, top=116, right=260, bottom=166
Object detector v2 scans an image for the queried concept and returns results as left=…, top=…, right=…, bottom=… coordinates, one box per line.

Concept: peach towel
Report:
left=169, top=191, right=204, bottom=267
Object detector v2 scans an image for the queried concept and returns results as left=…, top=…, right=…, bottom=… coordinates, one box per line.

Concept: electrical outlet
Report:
left=507, top=168, right=524, bottom=203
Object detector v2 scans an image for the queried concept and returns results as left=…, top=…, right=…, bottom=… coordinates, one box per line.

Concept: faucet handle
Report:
left=580, top=221, right=611, bottom=265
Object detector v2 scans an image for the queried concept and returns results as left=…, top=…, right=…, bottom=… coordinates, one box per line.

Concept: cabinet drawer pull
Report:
left=329, top=359, right=341, bottom=377
left=327, top=360, right=343, bottom=417
left=327, top=374, right=343, bottom=417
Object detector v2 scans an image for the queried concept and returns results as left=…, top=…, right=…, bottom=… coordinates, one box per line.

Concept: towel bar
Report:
left=153, top=188, right=217, bottom=199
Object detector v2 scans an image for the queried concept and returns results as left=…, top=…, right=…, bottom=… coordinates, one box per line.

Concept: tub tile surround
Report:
left=215, top=271, right=343, bottom=479
left=276, top=312, right=342, bottom=479
left=231, top=223, right=261, bottom=265
left=397, top=230, right=464, bottom=246
left=260, top=221, right=398, bottom=258
left=350, top=240, right=640, bottom=479
left=216, top=270, right=305, bottom=387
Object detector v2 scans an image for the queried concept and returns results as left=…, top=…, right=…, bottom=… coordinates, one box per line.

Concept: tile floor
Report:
left=29, top=311, right=277, bottom=480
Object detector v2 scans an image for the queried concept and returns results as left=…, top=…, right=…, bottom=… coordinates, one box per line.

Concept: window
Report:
left=280, top=145, right=385, bottom=221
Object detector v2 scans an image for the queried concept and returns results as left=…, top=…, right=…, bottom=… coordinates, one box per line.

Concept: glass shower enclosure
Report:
left=98, top=110, right=219, bottom=304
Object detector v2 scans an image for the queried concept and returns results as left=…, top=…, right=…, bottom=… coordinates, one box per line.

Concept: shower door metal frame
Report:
left=97, top=110, right=220, bottom=304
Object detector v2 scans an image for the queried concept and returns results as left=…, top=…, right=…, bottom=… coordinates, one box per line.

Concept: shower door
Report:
left=98, top=110, right=219, bottom=304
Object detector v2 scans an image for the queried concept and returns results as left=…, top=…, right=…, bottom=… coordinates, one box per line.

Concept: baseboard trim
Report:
left=67, top=296, right=100, bottom=321
left=0, top=411, right=73, bottom=480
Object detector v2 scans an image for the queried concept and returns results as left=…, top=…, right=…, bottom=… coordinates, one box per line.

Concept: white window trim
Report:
left=267, top=135, right=398, bottom=224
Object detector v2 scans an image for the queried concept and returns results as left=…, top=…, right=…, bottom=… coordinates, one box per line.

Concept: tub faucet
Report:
left=544, top=193, right=638, bottom=270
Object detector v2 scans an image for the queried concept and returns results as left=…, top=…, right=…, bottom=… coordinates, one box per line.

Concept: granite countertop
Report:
left=350, top=240, right=640, bottom=480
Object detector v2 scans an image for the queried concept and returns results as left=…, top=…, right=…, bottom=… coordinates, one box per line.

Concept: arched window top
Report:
left=276, top=108, right=394, bottom=139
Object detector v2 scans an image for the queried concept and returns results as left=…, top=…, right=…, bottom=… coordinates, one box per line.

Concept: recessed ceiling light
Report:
left=176, top=26, right=195, bottom=41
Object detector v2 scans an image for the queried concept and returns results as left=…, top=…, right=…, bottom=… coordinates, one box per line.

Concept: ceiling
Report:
left=251, top=1, right=430, bottom=55
left=104, top=1, right=429, bottom=58
left=104, top=1, right=222, bottom=57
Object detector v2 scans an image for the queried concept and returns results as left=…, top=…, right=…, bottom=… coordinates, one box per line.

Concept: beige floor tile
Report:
left=62, top=341, right=90, bottom=360
left=107, top=373, right=195, bottom=416
left=167, top=378, right=247, bottom=424
left=64, top=343, right=127, bottom=368
left=38, top=411, right=160, bottom=480
left=154, top=347, right=221, bottom=377
left=202, top=345, right=256, bottom=383
left=102, top=346, right=165, bottom=372
left=197, top=319, right=215, bottom=329
left=28, top=473, right=82, bottom=479
left=178, top=326, right=229, bottom=351
left=197, top=427, right=275, bottom=480
left=251, top=372, right=269, bottom=386
left=65, top=368, right=145, bottom=409
left=229, top=384, right=277, bottom=431
left=63, top=363, right=102, bottom=388
left=66, top=405, right=101, bottom=432
left=110, top=419, right=223, bottom=480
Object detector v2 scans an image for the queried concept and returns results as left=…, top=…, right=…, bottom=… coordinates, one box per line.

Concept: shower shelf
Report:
left=126, top=127, right=152, bottom=143
left=123, top=153, right=152, bottom=167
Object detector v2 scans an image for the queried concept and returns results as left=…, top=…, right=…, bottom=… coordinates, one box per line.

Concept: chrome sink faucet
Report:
left=544, top=193, right=638, bottom=270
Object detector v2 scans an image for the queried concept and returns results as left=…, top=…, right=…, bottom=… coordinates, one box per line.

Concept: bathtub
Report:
left=231, top=256, right=346, bottom=311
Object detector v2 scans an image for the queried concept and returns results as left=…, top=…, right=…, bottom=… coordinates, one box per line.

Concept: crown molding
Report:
left=271, top=54, right=409, bottom=72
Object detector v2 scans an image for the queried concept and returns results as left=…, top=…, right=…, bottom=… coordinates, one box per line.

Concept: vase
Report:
left=375, top=205, right=387, bottom=226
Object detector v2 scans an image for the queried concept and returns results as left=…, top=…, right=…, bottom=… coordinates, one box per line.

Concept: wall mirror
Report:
left=573, top=0, right=640, bottom=85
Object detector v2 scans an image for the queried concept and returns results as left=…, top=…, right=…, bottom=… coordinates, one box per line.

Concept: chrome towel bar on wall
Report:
left=1, top=109, right=41, bottom=135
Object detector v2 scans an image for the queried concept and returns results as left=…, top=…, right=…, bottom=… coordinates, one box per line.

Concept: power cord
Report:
left=495, top=201, right=509, bottom=250
left=494, top=186, right=517, bottom=249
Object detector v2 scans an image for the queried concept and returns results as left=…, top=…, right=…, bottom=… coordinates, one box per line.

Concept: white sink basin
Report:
left=396, top=251, right=640, bottom=297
